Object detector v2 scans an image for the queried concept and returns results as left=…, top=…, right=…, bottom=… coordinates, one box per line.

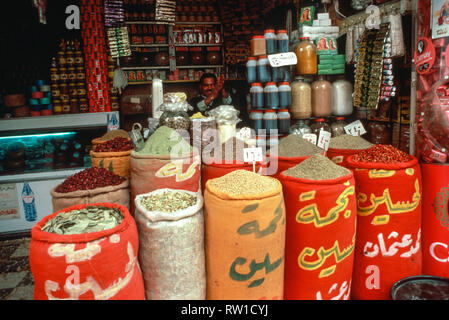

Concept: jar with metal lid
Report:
left=295, top=37, right=317, bottom=75
left=291, top=77, right=312, bottom=119
left=75, top=51, right=84, bottom=66
left=367, top=121, right=392, bottom=145
left=79, top=98, right=88, bottom=113
left=51, top=84, right=61, bottom=98
left=68, top=83, right=78, bottom=98
left=62, top=99, right=71, bottom=114
left=76, top=67, right=86, bottom=81
left=263, top=110, right=278, bottom=133
left=246, top=57, right=258, bottom=83
left=264, top=29, right=277, bottom=54
left=57, top=51, right=66, bottom=67
left=311, top=76, right=332, bottom=117
left=76, top=83, right=86, bottom=97
left=257, top=55, right=271, bottom=83
left=66, top=51, right=75, bottom=66
left=277, top=30, right=289, bottom=53
left=250, top=83, right=264, bottom=109
left=59, top=83, right=69, bottom=101
left=50, top=68, right=60, bottom=84
left=310, top=118, right=331, bottom=136
left=70, top=98, right=79, bottom=114
left=53, top=99, right=63, bottom=115
left=250, top=110, right=264, bottom=134
left=331, top=117, right=348, bottom=137
left=332, top=77, right=354, bottom=116
left=277, top=109, right=291, bottom=135
left=59, top=68, right=68, bottom=83
left=111, top=96, right=120, bottom=111
left=278, top=82, right=291, bottom=108
left=264, top=82, right=279, bottom=109
left=251, top=36, right=266, bottom=57
left=290, top=119, right=312, bottom=136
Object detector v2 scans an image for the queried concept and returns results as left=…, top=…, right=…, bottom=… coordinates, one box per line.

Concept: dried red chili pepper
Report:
left=55, top=167, right=126, bottom=193
left=94, top=137, right=134, bottom=153
left=352, top=144, right=411, bottom=164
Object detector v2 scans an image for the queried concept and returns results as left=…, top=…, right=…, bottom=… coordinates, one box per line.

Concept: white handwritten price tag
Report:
left=244, top=147, right=263, bottom=163
left=344, top=120, right=367, bottom=136
left=268, top=52, right=298, bottom=67
left=302, top=133, right=317, bottom=145
left=317, top=131, right=332, bottom=151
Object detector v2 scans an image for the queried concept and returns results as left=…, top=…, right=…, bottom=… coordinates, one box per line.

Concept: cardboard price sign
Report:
left=244, top=147, right=263, bottom=163
left=268, top=52, right=298, bottom=67
left=344, top=120, right=367, bottom=136
left=302, top=133, right=317, bottom=145
left=317, top=131, right=331, bottom=151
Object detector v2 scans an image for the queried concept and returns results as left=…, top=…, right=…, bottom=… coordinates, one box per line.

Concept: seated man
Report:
left=188, top=73, right=233, bottom=116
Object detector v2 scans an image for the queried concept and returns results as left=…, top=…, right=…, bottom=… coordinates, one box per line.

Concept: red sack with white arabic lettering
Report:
left=279, top=171, right=357, bottom=300
left=346, top=153, right=422, bottom=300
left=129, top=150, right=201, bottom=215
left=29, top=203, right=145, bottom=300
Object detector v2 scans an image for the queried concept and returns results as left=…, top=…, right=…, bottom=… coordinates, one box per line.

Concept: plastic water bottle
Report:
left=22, top=182, right=37, bottom=222
left=108, top=113, right=120, bottom=131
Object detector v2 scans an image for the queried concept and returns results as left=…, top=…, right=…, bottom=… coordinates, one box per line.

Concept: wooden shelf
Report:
left=121, top=66, right=170, bottom=70
left=125, top=21, right=172, bottom=25
left=131, top=44, right=169, bottom=48
left=127, top=78, right=245, bottom=85
left=175, top=43, right=222, bottom=47
left=177, top=65, right=223, bottom=69
left=175, top=21, right=221, bottom=25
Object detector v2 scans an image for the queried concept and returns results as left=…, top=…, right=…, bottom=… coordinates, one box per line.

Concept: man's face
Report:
left=199, top=77, right=216, bottom=97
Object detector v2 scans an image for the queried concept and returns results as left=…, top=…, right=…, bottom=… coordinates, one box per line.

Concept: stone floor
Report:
left=0, top=237, right=34, bottom=300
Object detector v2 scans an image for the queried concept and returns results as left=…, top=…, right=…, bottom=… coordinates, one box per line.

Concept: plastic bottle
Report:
left=250, top=110, right=264, bottom=134
left=152, top=77, right=164, bottom=118
left=250, top=83, right=264, bottom=109
left=277, top=30, right=289, bottom=53
left=291, top=77, right=312, bottom=119
left=278, top=82, right=292, bottom=108
left=331, top=117, right=348, bottom=137
left=263, top=110, right=278, bottom=133
left=246, top=57, right=258, bottom=84
left=257, top=55, right=271, bottom=83
left=310, top=118, right=331, bottom=136
left=22, top=182, right=37, bottom=222
left=311, top=76, right=332, bottom=117
left=290, top=119, right=312, bottom=136
left=277, top=109, right=291, bottom=135
left=332, top=78, right=354, bottom=116
left=251, top=35, right=266, bottom=56
left=264, top=82, right=279, bottom=109
left=295, top=37, right=317, bottom=75
left=264, top=29, right=277, bottom=55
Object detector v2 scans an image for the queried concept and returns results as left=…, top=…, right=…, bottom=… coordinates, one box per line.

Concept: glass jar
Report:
left=310, top=118, right=331, bottom=136
left=291, top=77, right=312, bottom=119
left=276, top=30, right=289, bottom=53
left=250, top=110, right=264, bottom=134
left=332, top=78, right=354, bottom=116
left=331, top=117, right=348, bottom=137
left=257, top=55, right=271, bottom=83
left=246, top=57, right=258, bottom=83
left=367, top=121, right=392, bottom=144
left=295, top=37, right=317, bottom=75
left=264, top=29, right=277, bottom=55
left=263, top=110, right=278, bottom=133
left=264, top=82, right=279, bottom=109
left=311, top=76, right=332, bottom=117
left=250, top=83, right=264, bottom=109
left=277, top=109, right=291, bottom=135
left=251, top=35, right=266, bottom=56
left=290, top=119, right=311, bottom=136
left=278, top=82, right=291, bottom=108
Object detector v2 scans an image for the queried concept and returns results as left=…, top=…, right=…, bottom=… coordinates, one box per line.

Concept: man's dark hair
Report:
left=200, top=73, right=217, bottom=84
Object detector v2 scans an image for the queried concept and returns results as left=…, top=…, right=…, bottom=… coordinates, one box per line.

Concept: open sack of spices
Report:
left=264, top=134, right=323, bottom=178
left=326, top=134, right=373, bottom=168
left=346, top=145, right=422, bottom=300
left=51, top=167, right=130, bottom=212
left=91, top=129, right=131, bottom=146
left=204, top=170, right=286, bottom=300
left=90, top=136, right=135, bottom=178
left=278, top=154, right=356, bottom=300
left=129, top=126, right=200, bottom=215
left=207, top=105, right=241, bottom=144
left=158, top=93, right=193, bottom=132
left=30, top=203, right=145, bottom=300
left=134, top=189, right=205, bottom=300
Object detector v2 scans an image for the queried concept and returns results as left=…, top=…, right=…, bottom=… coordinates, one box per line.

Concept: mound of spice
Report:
left=42, top=205, right=124, bottom=235
left=284, top=154, right=351, bottom=180
left=352, top=144, right=412, bottom=164
left=329, top=134, right=373, bottom=150
left=55, top=167, right=126, bottom=193
left=209, top=169, right=279, bottom=197
left=210, top=137, right=248, bottom=161
left=95, top=129, right=130, bottom=143
left=136, top=126, right=193, bottom=156
left=94, top=137, right=135, bottom=152
left=276, top=134, right=322, bottom=157
left=140, top=190, right=198, bottom=213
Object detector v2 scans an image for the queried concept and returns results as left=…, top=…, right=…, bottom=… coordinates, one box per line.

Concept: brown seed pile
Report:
left=276, top=134, right=322, bottom=157
left=140, top=190, right=198, bottom=213
left=209, top=169, right=279, bottom=196
left=284, top=154, right=351, bottom=180
left=210, top=137, right=249, bottom=161
left=329, top=134, right=373, bottom=150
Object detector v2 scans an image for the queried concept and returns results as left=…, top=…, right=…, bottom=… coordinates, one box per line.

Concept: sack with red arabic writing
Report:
left=278, top=171, right=357, bottom=300
left=327, top=147, right=365, bottom=169
left=346, top=155, right=422, bottom=300
left=29, top=203, right=145, bottom=300
left=262, top=154, right=312, bottom=178
left=129, top=150, right=201, bottom=215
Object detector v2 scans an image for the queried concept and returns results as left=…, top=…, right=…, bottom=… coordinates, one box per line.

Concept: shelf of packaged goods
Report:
left=0, top=112, right=119, bottom=133
left=175, top=43, right=223, bottom=47
left=130, top=44, right=169, bottom=48
left=121, top=66, right=170, bottom=70
left=125, top=21, right=172, bottom=25
left=175, top=22, right=221, bottom=25
left=0, top=167, right=87, bottom=184
left=177, top=65, right=224, bottom=69
left=126, top=78, right=246, bottom=85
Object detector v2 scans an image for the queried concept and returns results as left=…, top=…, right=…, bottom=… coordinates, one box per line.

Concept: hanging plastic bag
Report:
left=388, top=13, right=405, bottom=58
left=158, top=92, right=193, bottom=131
left=207, top=105, right=241, bottom=143
left=346, top=26, right=354, bottom=64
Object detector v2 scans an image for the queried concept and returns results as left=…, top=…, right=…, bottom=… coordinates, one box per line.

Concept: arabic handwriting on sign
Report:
left=357, top=179, right=421, bottom=217
left=296, top=186, right=355, bottom=228
left=237, top=200, right=284, bottom=239
left=363, top=229, right=421, bottom=258
left=298, top=235, right=356, bottom=271
left=229, top=253, right=284, bottom=288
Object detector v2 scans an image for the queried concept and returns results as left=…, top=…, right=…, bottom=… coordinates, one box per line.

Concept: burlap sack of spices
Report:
left=30, top=203, right=145, bottom=300
left=91, top=149, right=133, bottom=178
left=135, top=189, right=206, bottom=300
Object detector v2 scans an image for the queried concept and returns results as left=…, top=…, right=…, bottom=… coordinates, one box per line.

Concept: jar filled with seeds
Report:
left=330, top=117, right=347, bottom=137
left=158, top=93, right=193, bottom=131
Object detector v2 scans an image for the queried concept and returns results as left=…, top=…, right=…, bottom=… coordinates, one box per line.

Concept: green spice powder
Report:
left=136, top=126, right=193, bottom=156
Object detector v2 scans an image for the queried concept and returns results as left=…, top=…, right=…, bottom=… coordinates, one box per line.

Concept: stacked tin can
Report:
left=80, top=0, right=112, bottom=113
left=50, top=39, right=89, bottom=114
left=107, top=54, right=120, bottom=112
